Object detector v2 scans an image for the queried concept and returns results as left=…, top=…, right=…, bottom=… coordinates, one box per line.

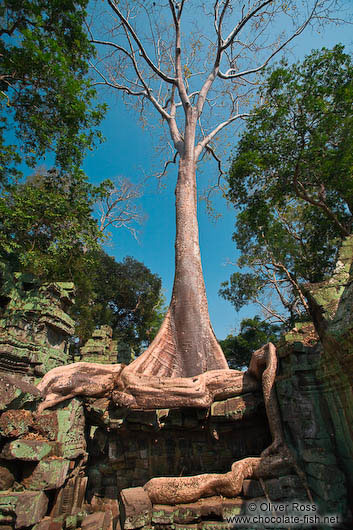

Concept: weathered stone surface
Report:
left=174, top=524, right=198, bottom=530
left=0, top=462, right=15, bottom=490
left=221, top=498, right=245, bottom=518
left=173, top=503, right=202, bottom=524
left=0, top=373, right=41, bottom=411
left=263, top=478, right=282, bottom=500
left=120, top=487, right=152, bottom=530
left=32, top=517, right=52, bottom=530
left=1, top=439, right=54, bottom=461
left=210, top=392, right=263, bottom=421
left=152, top=497, right=242, bottom=524
left=242, top=478, right=264, bottom=498
left=22, top=457, right=70, bottom=490
left=302, top=237, right=353, bottom=495
left=0, top=409, right=33, bottom=437
left=278, top=475, right=305, bottom=499
left=50, top=475, right=88, bottom=517
left=84, top=398, right=111, bottom=427
left=55, top=398, right=86, bottom=459
left=0, top=490, right=48, bottom=528
left=0, top=275, right=75, bottom=380
left=81, top=511, right=113, bottom=529
left=32, top=517, right=65, bottom=530
left=79, top=325, right=121, bottom=365
left=199, top=523, right=231, bottom=530
left=33, top=409, right=60, bottom=441
left=152, top=504, right=176, bottom=524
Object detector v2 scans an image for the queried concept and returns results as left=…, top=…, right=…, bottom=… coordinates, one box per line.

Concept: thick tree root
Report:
left=144, top=448, right=295, bottom=505
left=37, top=362, right=259, bottom=412
left=126, top=308, right=229, bottom=377
left=37, top=343, right=275, bottom=421
left=37, top=343, right=311, bottom=505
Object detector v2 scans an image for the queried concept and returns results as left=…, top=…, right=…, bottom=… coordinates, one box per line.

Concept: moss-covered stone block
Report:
left=0, top=409, right=33, bottom=437
left=210, top=392, right=263, bottom=421
left=1, top=439, right=54, bottom=461
left=34, top=409, right=59, bottom=441
left=0, top=490, right=48, bottom=529
left=173, top=504, right=201, bottom=523
left=55, top=398, right=86, bottom=459
left=151, top=504, right=175, bottom=524
left=199, top=523, right=231, bottom=530
left=22, top=457, right=70, bottom=490
left=222, top=498, right=245, bottom=519
left=0, top=374, right=41, bottom=412
left=0, top=275, right=76, bottom=380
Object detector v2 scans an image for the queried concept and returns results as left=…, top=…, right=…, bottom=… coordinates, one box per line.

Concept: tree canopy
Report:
left=0, top=169, right=107, bottom=278
left=72, top=251, right=162, bottom=350
left=0, top=0, right=105, bottom=184
left=219, top=316, right=281, bottom=369
left=222, top=45, right=353, bottom=324
left=0, top=168, right=162, bottom=350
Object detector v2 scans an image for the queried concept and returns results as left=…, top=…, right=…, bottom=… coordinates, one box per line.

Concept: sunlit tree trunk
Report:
left=91, top=0, right=331, bottom=377
left=127, top=116, right=228, bottom=377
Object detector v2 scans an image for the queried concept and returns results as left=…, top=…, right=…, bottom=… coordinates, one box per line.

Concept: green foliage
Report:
left=0, top=0, right=106, bottom=183
left=0, top=168, right=162, bottom=352
left=71, top=251, right=162, bottom=351
left=0, top=2, right=163, bottom=353
left=0, top=169, right=105, bottom=278
left=223, top=45, right=353, bottom=322
left=219, top=316, right=281, bottom=370
left=144, top=291, right=167, bottom=345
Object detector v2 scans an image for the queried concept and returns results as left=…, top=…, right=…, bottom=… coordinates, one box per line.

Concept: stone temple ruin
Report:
left=0, top=238, right=352, bottom=529
left=0, top=274, right=75, bottom=381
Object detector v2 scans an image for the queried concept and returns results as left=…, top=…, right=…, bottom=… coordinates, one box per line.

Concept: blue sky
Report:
left=83, top=11, right=353, bottom=341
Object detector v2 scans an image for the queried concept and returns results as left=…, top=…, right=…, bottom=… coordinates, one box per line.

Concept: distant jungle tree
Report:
left=72, top=251, right=162, bottom=351
left=220, top=316, right=281, bottom=370
left=222, top=45, right=353, bottom=324
left=0, top=170, right=105, bottom=279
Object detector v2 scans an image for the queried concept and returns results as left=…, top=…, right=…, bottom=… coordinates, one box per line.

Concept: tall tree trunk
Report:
left=127, top=134, right=228, bottom=377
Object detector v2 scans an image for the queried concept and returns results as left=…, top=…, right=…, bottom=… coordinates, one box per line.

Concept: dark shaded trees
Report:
left=72, top=252, right=162, bottom=351
left=220, top=316, right=281, bottom=369
left=223, top=45, right=353, bottom=324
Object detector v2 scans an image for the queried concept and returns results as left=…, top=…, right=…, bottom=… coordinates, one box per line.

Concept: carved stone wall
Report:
left=0, top=274, right=75, bottom=382
left=84, top=391, right=270, bottom=500
left=276, top=330, right=350, bottom=518
left=76, top=325, right=135, bottom=366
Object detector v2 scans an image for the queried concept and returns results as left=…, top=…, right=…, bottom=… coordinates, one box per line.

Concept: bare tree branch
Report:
left=155, top=150, right=179, bottom=179
left=195, top=112, right=250, bottom=159
left=98, top=177, right=144, bottom=238
left=219, top=2, right=318, bottom=79
left=107, top=0, right=177, bottom=85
